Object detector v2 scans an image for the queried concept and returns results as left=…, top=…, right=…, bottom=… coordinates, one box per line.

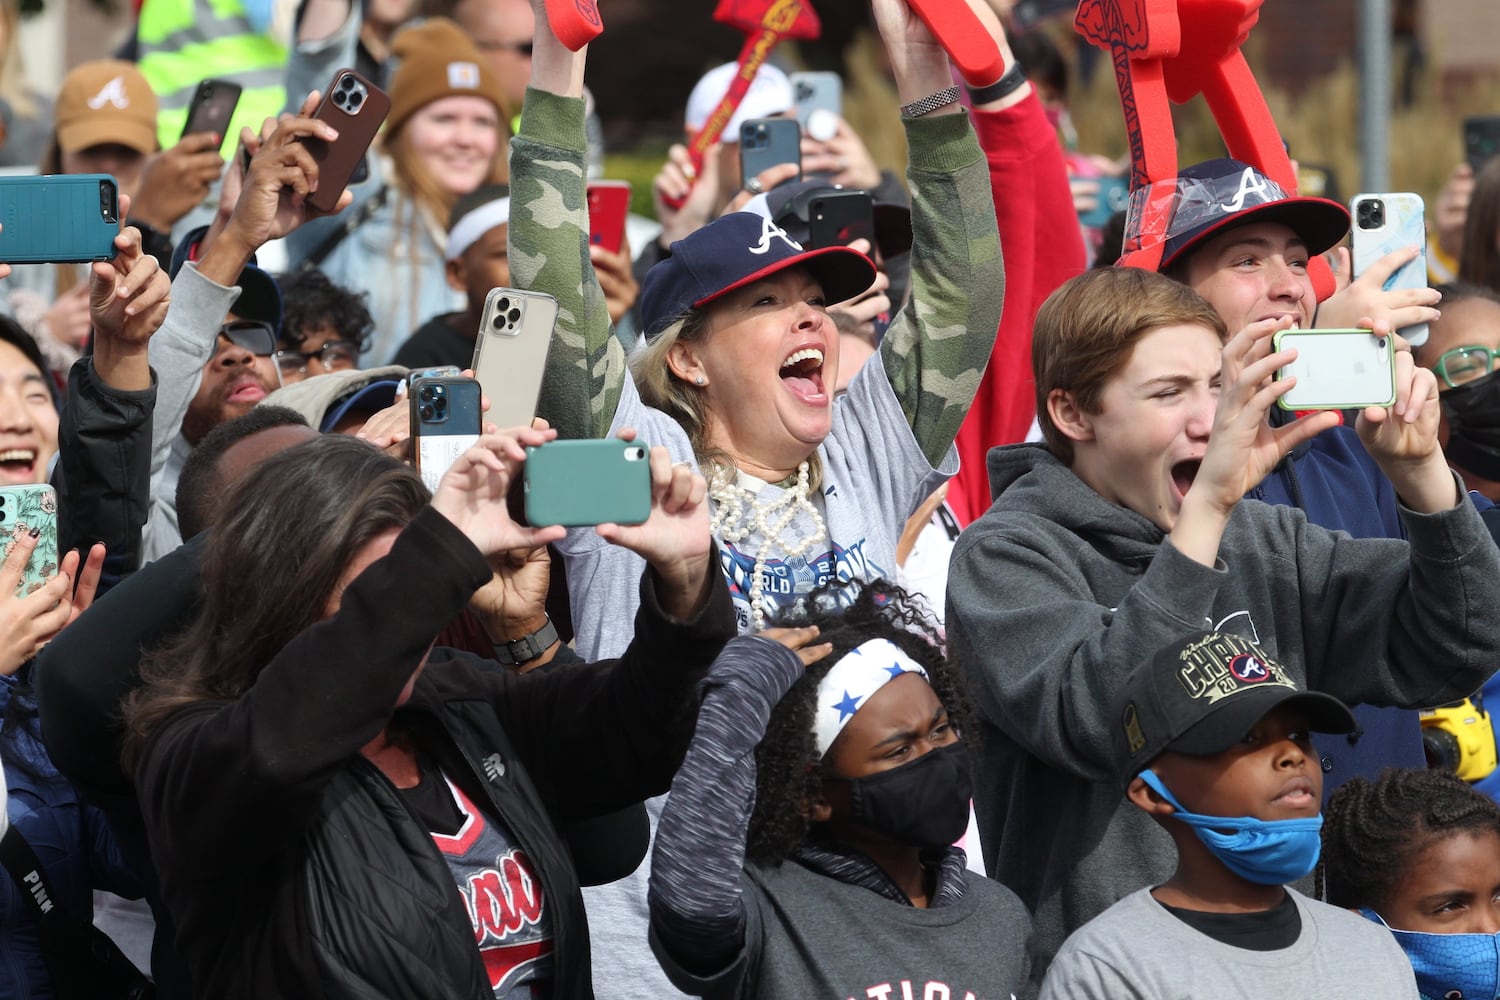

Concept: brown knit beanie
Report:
left=386, top=18, right=508, bottom=136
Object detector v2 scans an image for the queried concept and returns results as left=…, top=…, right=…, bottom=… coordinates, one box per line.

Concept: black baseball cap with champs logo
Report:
left=638, top=211, right=877, bottom=340
left=1113, top=630, right=1357, bottom=786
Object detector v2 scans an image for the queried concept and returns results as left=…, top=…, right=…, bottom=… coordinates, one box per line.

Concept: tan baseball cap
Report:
left=53, top=60, right=158, bottom=156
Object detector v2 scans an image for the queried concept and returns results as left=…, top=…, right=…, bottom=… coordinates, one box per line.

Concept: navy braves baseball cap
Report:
left=1137, top=158, right=1351, bottom=273
left=1113, top=630, right=1356, bottom=786
left=638, top=211, right=877, bottom=340
left=169, top=224, right=283, bottom=333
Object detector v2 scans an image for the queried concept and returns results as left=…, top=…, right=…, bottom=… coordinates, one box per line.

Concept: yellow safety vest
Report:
left=136, top=0, right=287, bottom=154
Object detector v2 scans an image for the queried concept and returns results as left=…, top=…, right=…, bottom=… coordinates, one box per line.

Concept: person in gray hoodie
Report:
left=946, top=265, right=1500, bottom=970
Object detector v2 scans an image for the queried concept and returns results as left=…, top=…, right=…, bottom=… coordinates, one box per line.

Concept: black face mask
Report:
left=837, top=742, right=973, bottom=850
left=1441, top=368, right=1500, bottom=482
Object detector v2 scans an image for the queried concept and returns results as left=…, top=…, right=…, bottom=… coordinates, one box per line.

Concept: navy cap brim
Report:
left=1161, top=196, right=1350, bottom=272
left=1168, top=689, right=1357, bottom=757
left=693, top=244, right=876, bottom=313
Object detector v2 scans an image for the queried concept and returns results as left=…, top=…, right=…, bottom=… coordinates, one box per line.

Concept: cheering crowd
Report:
left=3, top=0, right=1500, bottom=997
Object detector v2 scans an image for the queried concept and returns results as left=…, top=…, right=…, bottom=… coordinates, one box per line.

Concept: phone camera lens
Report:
left=507, top=308, right=520, bottom=324
left=418, top=386, right=435, bottom=401
left=497, top=297, right=510, bottom=311
left=1378, top=337, right=1388, bottom=349
left=1357, top=198, right=1385, bottom=230
left=419, top=404, right=436, bottom=421
left=493, top=315, right=505, bottom=329
left=348, top=92, right=363, bottom=110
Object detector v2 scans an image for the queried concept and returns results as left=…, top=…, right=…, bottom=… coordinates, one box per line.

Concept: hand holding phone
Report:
left=471, top=288, right=558, bottom=431
left=524, top=439, right=651, bottom=527
left=298, top=70, right=390, bottom=215
left=180, top=78, right=243, bottom=144
left=0, top=176, right=119, bottom=264
left=739, top=118, right=801, bottom=187
left=0, top=485, right=58, bottom=597
left=1350, top=192, right=1429, bottom=347
left=1275, top=328, right=1395, bottom=411
left=411, top=376, right=483, bottom=492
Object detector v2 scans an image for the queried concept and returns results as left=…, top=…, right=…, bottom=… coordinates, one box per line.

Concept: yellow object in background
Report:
left=1422, top=698, right=1498, bottom=782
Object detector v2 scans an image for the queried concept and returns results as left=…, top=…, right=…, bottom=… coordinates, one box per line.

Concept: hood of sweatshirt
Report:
left=982, top=442, right=1167, bottom=569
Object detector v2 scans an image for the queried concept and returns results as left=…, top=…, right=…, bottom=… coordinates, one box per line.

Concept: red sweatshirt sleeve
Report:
left=947, top=92, right=1087, bottom=526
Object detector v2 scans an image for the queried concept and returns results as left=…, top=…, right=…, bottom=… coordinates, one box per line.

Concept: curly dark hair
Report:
left=744, top=580, right=974, bottom=865
left=1319, top=767, right=1500, bottom=910
left=278, top=267, right=376, bottom=354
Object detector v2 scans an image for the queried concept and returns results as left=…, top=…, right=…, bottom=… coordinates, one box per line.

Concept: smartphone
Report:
left=299, top=69, right=391, bottom=215
left=790, top=71, right=842, bottom=140
left=1274, top=328, right=1396, bottom=411
left=806, top=190, right=875, bottom=251
left=0, top=175, right=118, bottom=264
left=739, top=118, right=802, bottom=187
left=524, top=439, right=651, bottom=527
left=406, top=365, right=461, bottom=388
left=0, top=485, right=58, bottom=597
left=410, top=376, right=482, bottom=493
left=1465, top=116, right=1500, bottom=173
left=180, top=78, right=242, bottom=143
left=471, top=287, right=557, bottom=431
left=1350, top=192, right=1429, bottom=347
left=1077, top=175, right=1131, bottom=230
left=586, top=180, right=631, bottom=255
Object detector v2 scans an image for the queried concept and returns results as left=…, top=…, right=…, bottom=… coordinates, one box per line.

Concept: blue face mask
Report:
left=1137, top=770, right=1323, bottom=885
left=1361, top=908, right=1500, bottom=1000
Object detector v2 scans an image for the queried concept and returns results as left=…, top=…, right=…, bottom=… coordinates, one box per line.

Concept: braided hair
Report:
left=744, top=581, right=973, bottom=865
left=1320, top=768, right=1500, bottom=910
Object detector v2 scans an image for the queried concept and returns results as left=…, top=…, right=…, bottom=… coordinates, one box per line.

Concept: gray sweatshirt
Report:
left=946, top=443, right=1500, bottom=967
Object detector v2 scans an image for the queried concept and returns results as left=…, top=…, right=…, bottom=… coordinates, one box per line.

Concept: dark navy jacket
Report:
left=1248, top=419, right=1422, bottom=795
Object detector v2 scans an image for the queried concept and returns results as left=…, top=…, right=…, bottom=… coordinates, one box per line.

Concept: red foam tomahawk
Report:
left=682, top=0, right=822, bottom=183
left=1075, top=0, right=1335, bottom=297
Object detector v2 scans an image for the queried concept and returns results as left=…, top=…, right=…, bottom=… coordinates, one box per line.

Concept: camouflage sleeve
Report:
left=878, top=109, right=1004, bottom=468
left=509, top=87, right=627, bottom=440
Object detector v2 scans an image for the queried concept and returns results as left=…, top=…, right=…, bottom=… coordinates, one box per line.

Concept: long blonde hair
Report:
left=0, top=0, right=36, bottom=121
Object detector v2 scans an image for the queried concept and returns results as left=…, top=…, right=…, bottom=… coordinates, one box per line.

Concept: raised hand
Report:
left=131, top=132, right=226, bottom=231
left=90, top=215, right=171, bottom=357
left=0, top=529, right=76, bottom=676
left=595, top=443, right=713, bottom=619
left=429, top=428, right=568, bottom=557
left=1319, top=246, right=1442, bottom=334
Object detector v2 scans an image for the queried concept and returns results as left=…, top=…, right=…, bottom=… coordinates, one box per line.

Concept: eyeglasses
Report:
left=274, top=340, right=361, bottom=381
left=475, top=38, right=533, bottom=56
left=1434, top=345, right=1500, bottom=389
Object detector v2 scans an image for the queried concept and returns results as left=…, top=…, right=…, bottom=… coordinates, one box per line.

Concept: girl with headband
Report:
left=647, top=583, right=1034, bottom=998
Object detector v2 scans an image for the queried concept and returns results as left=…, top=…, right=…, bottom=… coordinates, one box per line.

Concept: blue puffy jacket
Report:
left=2, top=669, right=142, bottom=998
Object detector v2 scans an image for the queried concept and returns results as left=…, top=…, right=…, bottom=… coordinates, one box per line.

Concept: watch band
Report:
left=966, top=63, right=1027, bottom=106
left=900, top=85, right=961, bottom=120
left=492, top=616, right=559, bottom=665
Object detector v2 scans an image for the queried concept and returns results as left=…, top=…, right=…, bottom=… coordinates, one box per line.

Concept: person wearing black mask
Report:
left=646, top=582, right=1034, bottom=999
left=1418, top=283, right=1500, bottom=501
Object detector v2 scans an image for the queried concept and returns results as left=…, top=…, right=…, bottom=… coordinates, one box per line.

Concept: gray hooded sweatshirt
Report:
left=946, top=442, right=1500, bottom=968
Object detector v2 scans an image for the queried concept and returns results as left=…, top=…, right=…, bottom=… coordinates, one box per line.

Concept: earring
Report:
left=694, top=376, right=706, bottom=386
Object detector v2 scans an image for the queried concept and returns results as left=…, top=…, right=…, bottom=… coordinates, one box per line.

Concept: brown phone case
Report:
left=301, top=69, right=390, bottom=215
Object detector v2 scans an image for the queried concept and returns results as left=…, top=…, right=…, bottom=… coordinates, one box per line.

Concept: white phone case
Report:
left=1350, top=192, right=1428, bottom=347
left=1275, top=328, right=1396, bottom=410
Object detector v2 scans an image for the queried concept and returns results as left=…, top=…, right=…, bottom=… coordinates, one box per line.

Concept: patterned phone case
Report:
left=0, top=485, right=59, bottom=596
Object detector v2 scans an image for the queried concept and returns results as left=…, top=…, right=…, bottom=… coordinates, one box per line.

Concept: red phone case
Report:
left=587, top=182, right=631, bottom=255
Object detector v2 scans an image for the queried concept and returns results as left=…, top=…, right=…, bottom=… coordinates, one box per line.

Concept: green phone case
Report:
left=524, top=440, right=651, bottom=527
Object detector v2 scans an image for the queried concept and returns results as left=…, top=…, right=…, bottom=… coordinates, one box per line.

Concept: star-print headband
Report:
left=813, top=638, right=929, bottom=757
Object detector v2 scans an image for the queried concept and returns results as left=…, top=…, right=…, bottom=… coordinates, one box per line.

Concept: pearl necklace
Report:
left=707, top=461, right=827, bottom=631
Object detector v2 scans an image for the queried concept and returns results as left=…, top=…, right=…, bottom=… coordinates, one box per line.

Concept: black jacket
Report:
left=135, top=508, right=734, bottom=999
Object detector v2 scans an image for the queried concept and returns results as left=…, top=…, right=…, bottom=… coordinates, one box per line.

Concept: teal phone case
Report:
left=524, top=439, right=651, bottom=527
left=0, top=175, right=119, bottom=263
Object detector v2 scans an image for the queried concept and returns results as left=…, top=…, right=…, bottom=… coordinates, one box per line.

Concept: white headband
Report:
left=813, top=638, right=929, bottom=756
left=445, top=197, right=511, bottom=261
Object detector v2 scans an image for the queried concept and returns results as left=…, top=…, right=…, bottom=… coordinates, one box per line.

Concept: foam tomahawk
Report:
left=544, top=0, right=604, bottom=50
left=1075, top=0, right=1335, bottom=297
left=678, top=0, right=823, bottom=195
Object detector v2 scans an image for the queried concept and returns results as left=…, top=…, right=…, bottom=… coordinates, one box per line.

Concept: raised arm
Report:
left=873, top=0, right=1004, bottom=468
left=648, top=633, right=813, bottom=994
left=509, top=2, right=626, bottom=440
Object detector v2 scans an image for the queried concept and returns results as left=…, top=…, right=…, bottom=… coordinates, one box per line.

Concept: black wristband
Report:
left=966, top=62, right=1027, bottom=106
left=492, top=616, right=559, bottom=666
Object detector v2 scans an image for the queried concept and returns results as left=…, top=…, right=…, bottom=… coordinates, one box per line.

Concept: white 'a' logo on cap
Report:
left=1219, top=166, right=1272, bottom=214
left=748, top=216, right=803, bottom=256
left=87, top=77, right=130, bottom=111
left=448, top=62, right=480, bottom=90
